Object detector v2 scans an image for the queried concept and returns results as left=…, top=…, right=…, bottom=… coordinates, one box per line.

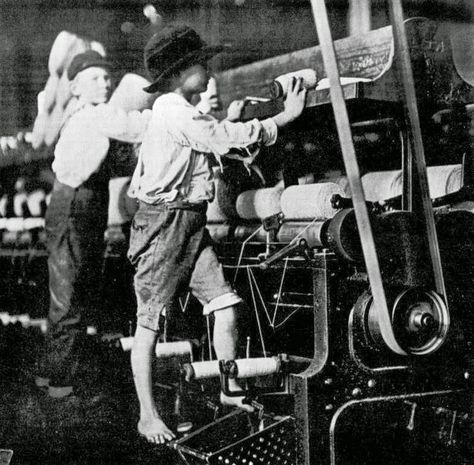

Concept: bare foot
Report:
left=138, top=417, right=176, bottom=444
left=220, top=391, right=255, bottom=413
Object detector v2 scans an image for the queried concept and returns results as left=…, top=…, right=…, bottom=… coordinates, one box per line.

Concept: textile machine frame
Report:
left=171, top=1, right=474, bottom=465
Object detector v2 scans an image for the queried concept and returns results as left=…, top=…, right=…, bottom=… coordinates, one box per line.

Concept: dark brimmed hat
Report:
left=67, top=50, right=112, bottom=81
left=143, top=24, right=224, bottom=94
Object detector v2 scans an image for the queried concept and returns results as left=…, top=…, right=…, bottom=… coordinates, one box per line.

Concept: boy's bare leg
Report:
left=132, top=325, right=176, bottom=443
left=213, top=307, right=254, bottom=412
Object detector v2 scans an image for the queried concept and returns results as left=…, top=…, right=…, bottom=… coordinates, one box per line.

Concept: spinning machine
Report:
left=166, top=1, right=474, bottom=464
left=0, top=1, right=472, bottom=464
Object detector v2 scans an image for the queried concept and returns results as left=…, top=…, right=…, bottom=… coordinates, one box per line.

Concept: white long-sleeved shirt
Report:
left=129, top=92, right=278, bottom=204
left=53, top=101, right=151, bottom=188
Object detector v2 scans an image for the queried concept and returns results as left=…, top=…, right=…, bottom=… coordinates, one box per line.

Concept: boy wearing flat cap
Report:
left=36, top=50, right=151, bottom=400
left=128, top=23, right=306, bottom=443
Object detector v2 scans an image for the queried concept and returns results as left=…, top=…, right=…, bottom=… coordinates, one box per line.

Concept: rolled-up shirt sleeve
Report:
left=93, top=104, right=152, bottom=143
left=171, top=107, right=278, bottom=156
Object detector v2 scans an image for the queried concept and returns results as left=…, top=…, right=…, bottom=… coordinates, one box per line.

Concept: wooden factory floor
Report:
left=0, top=325, right=187, bottom=465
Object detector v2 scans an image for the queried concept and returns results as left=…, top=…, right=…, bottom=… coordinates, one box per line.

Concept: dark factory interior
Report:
left=0, top=1, right=473, bottom=464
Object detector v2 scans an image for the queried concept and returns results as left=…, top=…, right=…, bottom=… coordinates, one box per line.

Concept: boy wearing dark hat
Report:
left=36, top=50, right=151, bottom=400
left=128, top=23, right=307, bottom=444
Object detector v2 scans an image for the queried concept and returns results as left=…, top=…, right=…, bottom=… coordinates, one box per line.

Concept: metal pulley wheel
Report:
left=358, top=288, right=450, bottom=355
left=325, top=208, right=362, bottom=262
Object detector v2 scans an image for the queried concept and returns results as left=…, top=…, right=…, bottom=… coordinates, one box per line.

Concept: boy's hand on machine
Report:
left=226, top=99, right=246, bottom=121
left=283, top=77, right=307, bottom=120
left=273, top=77, right=307, bottom=127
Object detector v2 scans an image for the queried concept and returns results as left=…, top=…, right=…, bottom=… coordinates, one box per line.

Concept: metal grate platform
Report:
left=172, top=410, right=296, bottom=465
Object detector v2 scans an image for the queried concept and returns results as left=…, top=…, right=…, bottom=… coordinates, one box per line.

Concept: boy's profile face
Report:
left=177, top=63, right=209, bottom=95
left=71, top=66, right=112, bottom=105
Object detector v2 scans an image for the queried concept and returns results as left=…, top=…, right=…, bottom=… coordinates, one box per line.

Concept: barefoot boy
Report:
left=128, top=23, right=307, bottom=444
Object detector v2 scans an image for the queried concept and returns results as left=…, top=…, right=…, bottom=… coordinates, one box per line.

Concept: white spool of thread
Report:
left=361, top=170, right=401, bottom=201
left=236, top=187, right=284, bottom=220
left=234, top=357, right=280, bottom=378
left=270, top=69, right=318, bottom=98
left=26, top=190, right=46, bottom=217
left=324, top=175, right=351, bottom=196
left=6, top=218, right=24, bottom=232
left=13, top=193, right=28, bottom=218
left=23, top=218, right=45, bottom=230
left=280, top=183, right=344, bottom=220
left=155, top=341, right=193, bottom=359
left=0, top=195, right=8, bottom=218
left=120, top=338, right=193, bottom=360
left=361, top=164, right=462, bottom=201
left=190, top=361, right=221, bottom=379
left=428, top=164, right=462, bottom=198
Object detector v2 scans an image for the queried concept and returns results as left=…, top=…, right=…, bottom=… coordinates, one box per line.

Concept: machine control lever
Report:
left=259, top=238, right=309, bottom=269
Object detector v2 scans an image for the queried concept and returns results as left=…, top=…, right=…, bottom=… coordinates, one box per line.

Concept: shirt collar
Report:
left=157, top=92, right=194, bottom=108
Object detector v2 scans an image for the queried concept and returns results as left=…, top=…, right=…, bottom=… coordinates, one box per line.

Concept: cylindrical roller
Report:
left=187, top=357, right=280, bottom=380
left=429, top=164, right=462, bottom=198
left=280, top=183, right=344, bottom=220
left=236, top=187, right=283, bottom=220
left=277, top=221, right=327, bottom=248
left=233, top=225, right=268, bottom=242
left=27, top=190, right=47, bottom=217
left=120, top=338, right=193, bottom=360
left=324, top=175, right=351, bottom=195
left=23, top=218, right=45, bottom=230
left=6, top=218, right=25, bottom=232
left=232, top=357, right=280, bottom=378
left=361, top=170, right=402, bottom=202
left=13, top=192, right=28, bottom=217
left=326, top=208, right=362, bottom=262
left=155, top=341, right=192, bottom=359
left=361, top=164, right=462, bottom=201
left=187, top=360, right=221, bottom=379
